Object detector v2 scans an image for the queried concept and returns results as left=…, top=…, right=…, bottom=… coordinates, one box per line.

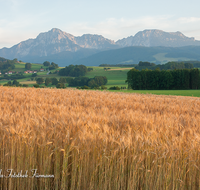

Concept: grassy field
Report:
left=0, top=62, right=61, bottom=85
left=85, top=66, right=130, bottom=88
left=0, top=86, right=200, bottom=189
left=14, top=62, right=49, bottom=72
left=119, top=89, right=200, bottom=97
left=6, top=65, right=130, bottom=87
left=1, top=63, right=200, bottom=97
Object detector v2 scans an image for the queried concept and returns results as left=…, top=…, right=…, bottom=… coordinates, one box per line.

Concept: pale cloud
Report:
left=178, top=17, right=200, bottom=23
left=0, top=9, right=55, bottom=48
left=66, top=16, right=200, bottom=41
left=66, top=16, right=178, bottom=41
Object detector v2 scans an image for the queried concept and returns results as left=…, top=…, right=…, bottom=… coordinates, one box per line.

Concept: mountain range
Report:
left=0, top=28, right=200, bottom=66
left=116, top=30, right=200, bottom=47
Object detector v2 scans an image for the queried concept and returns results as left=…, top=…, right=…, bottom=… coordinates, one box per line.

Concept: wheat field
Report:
left=0, top=86, right=200, bottom=189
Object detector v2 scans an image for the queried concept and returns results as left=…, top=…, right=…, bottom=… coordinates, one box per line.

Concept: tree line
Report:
left=134, top=61, right=194, bottom=70
left=34, top=75, right=107, bottom=89
left=126, top=68, right=200, bottom=90
left=67, top=76, right=107, bottom=88
left=99, top=61, right=196, bottom=70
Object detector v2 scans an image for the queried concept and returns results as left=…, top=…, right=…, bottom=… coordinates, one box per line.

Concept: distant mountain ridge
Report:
left=0, top=28, right=200, bottom=66
left=116, top=29, right=200, bottom=47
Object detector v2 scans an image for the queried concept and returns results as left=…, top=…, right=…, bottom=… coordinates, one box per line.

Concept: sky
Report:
left=0, top=0, right=200, bottom=48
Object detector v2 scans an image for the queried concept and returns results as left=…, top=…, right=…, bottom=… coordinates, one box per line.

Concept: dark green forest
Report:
left=126, top=68, right=200, bottom=90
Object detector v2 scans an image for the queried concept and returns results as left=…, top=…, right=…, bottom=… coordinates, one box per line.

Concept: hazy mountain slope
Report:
left=73, top=46, right=200, bottom=66
left=21, top=48, right=102, bottom=66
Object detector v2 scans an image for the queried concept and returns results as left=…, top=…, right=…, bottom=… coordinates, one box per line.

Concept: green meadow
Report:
left=118, top=89, right=200, bottom=97
left=1, top=63, right=200, bottom=97
left=14, top=62, right=49, bottom=71
left=85, top=66, right=130, bottom=88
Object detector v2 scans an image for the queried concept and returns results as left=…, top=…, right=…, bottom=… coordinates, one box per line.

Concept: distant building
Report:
left=8, top=71, right=13, bottom=74
left=40, top=68, right=44, bottom=71
left=24, top=70, right=37, bottom=74
left=26, top=70, right=33, bottom=73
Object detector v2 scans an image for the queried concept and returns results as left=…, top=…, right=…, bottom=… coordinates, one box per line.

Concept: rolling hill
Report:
left=73, top=46, right=200, bottom=66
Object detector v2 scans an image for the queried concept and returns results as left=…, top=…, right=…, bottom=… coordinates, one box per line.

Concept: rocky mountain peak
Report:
left=36, top=28, right=75, bottom=43
left=50, top=28, right=62, bottom=33
left=75, top=34, right=115, bottom=49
